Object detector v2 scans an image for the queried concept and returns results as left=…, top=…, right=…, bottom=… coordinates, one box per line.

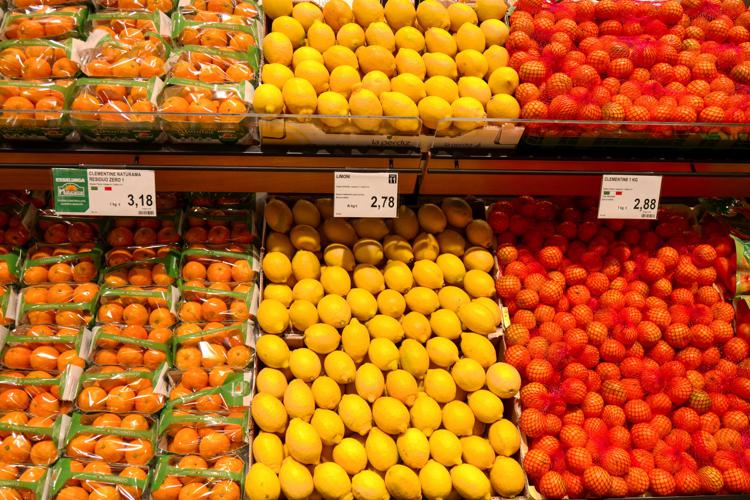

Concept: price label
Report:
left=598, top=175, right=662, bottom=220
left=53, top=168, right=156, bottom=217
left=334, top=171, right=398, bottom=218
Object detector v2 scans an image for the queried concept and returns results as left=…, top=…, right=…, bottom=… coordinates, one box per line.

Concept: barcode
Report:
left=138, top=210, right=155, bottom=216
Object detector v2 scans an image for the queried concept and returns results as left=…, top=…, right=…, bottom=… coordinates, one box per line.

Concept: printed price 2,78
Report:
left=370, top=196, right=395, bottom=210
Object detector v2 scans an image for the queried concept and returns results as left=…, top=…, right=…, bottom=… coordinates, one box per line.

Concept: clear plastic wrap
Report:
left=150, top=453, right=244, bottom=500
left=157, top=406, right=248, bottom=456
left=172, top=10, right=256, bottom=51
left=49, top=458, right=149, bottom=500
left=0, top=411, right=67, bottom=465
left=0, top=367, right=76, bottom=415
left=0, top=464, right=49, bottom=499
left=173, top=321, right=253, bottom=370
left=0, top=39, right=79, bottom=79
left=105, top=211, right=180, bottom=248
left=182, top=207, right=256, bottom=245
left=20, top=243, right=101, bottom=285
left=0, top=79, right=73, bottom=141
left=179, top=0, right=258, bottom=18
left=180, top=246, right=258, bottom=289
left=102, top=247, right=179, bottom=287
left=35, top=211, right=105, bottom=244
left=64, top=412, right=156, bottom=466
left=1, top=6, right=88, bottom=40
left=17, top=283, right=98, bottom=327
left=0, top=325, right=87, bottom=372
left=89, top=324, right=171, bottom=369
left=96, top=286, right=178, bottom=329
left=167, top=46, right=256, bottom=83
left=75, top=364, right=168, bottom=414
left=165, top=370, right=250, bottom=414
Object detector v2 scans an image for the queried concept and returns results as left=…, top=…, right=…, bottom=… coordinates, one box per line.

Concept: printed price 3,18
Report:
left=128, top=194, right=154, bottom=208
left=370, top=196, right=395, bottom=210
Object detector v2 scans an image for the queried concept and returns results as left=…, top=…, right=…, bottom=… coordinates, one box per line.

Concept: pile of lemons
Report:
left=254, top=0, right=520, bottom=134
left=247, top=197, right=526, bottom=500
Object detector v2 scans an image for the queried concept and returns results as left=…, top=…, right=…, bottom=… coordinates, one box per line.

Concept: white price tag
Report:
left=598, top=175, right=662, bottom=220
left=334, top=171, right=398, bottom=218
left=53, top=168, right=156, bottom=217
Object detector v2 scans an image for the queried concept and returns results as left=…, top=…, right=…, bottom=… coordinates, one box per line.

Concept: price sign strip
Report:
left=53, top=168, right=157, bottom=217
left=598, top=175, right=662, bottom=220
left=334, top=171, right=399, bottom=218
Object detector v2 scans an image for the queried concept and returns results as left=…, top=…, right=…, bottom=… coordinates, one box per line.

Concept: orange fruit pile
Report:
left=57, top=460, right=147, bottom=500
left=39, top=218, right=99, bottom=245
left=0, top=44, right=77, bottom=79
left=0, top=412, right=58, bottom=465
left=151, top=455, right=243, bottom=500
left=95, top=0, right=172, bottom=11
left=159, top=85, right=248, bottom=124
left=178, top=289, right=250, bottom=323
left=77, top=366, right=164, bottom=414
left=92, top=324, right=171, bottom=369
left=174, top=322, right=252, bottom=371
left=183, top=209, right=254, bottom=245
left=164, top=415, right=245, bottom=456
left=0, top=85, right=66, bottom=122
left=4, top=7, right=84, bottom=40
left=0, top=370, right=69, bottom=416
left=189, top=0, right=258, bottom=17
left=181, top=255, right=254, bottom=287
left=0, top=464, right=46, bottom=498
left=0, top=209, right=31, bottom=249
left=23, top=245, right=99, bottom=285
left=22, top=284, right=98, bottom=327
left=71, top=84, right=156, bottom=123
left=179, top=14, right=255, bottom=52
left=103, top=263, right=175, bottom=288
left=106, top=218, right=179, bottom=248
left=3, top=326, right=85, bottom=372
left=169, top=50, right=254, bottom=83
left=66, top=413, right=154, bottom=465
left=105, top=246, right=178, bottom=269
left=96, top=286, right=176, bottom=328
left=83, top=39, right=166, bottom=79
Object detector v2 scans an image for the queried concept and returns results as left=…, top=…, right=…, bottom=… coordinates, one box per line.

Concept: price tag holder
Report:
left=334, top=171, right=398, bottom=218
left=53, top=167, right=156, bottom=217
left=598, top=175, right=662, bottom=220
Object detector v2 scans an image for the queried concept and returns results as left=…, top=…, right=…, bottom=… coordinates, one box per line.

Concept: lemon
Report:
left=451, top=96, right=486, bottom=131
left=256, top=368, right=288, bottom=398
left=323, top=244, right=355, bottom=272
left=282, top=78, right=318, bottom=115
left=265, top=199, right=292, bottom=230
left=317, top=91, right=350, bottom=128
left=425, top=76, right=459, bottom=103
left=366, top=427, right=398, bottom=471
left=253, top=84, right=284, bottom=113
left=436, top=229, right=466, bottom=256
left=436, top=254, right=466, bottom=285
left=405, top=287, right=439, bottom=315
left=252, top=432, right=285, bottom=473
left=313, top=462, right=351, bottom=500
left=488, top=67, right=519, bottom=95
left=417, top=203, right=446, bottom=232
left=463, top=247, right=494, bottom=272
left=353, top=238, right=384, bottom=264
left=484, top=45, right=509, bottom=74
left=372, top=396, right=410, bottom=434
left=419, top=461, right=452, bottom=500
left=322, top=218, right=358, bottom=245
left=488, top=419, right=520, bottom=456
left=457, top=51, right=489, bottom=80
left=490, top=457, right=525, bottom=497
left=442, top=400, right=475, bottom=436
left=347, top=288, right=378, bottom=322
left=263, top=32, right=293, bottom=65
left=324, top=351, right=356, bottom=384
left=429, top=429, right=462, bottom=466
left=292, top=2, right=322, bottom=29
left=425, top=28, right=457, bottom=57
left=257, top=299, right=290, bottom=335
left=447, top=2, right=477, bottom=31
left=293, top=199, right=319, bottom=223
left=416, top=0, right=449, bottom=29
left=293, top=46, right=324, bottom=68
left=438, top=286, right=470, bottom=311
left=481, top=19, right=509, bottom=46
left=342, top=318, right=370, bottom=363
left=463, top=269, right=495, bottom=298
left=396, top=428, right=430, bottom=468
left=451, top=464, right=491, bottom=500
left=423, top=52, right=458, bottom=79
left=333, top=438, right=368, bottom=475
left=455, top=23, right=486, bottom=53
left=257, top=334, right=290, bottom=368
left=355, top=362, right=385, bottom=402
left=469, top=390, right=504, bottom=425
left=324, top=45, right=359, bottom=72
left=291, top=250, right=320, bottom=281
left=413, top=260, right=444, bottom=289
left=289, top=347, right=322, bottom=382
left=338, top=394, right=373, bottom=436
left=311, top=409, right=345, bottom=447
left=383, top=261, right=413, bottom=293
left=323, top=0, right=353, bottom=31
left=461, top=436, right=495, bottom=471
left=384, top=0, right=416, bottom=30
left=458, top=302, right=496, bottom=334
left=409, top=394, right=441, bottom=436
left=380, top=91, right=420, bottom=132
left=376, top=290, right=407, bottom=319
left=428, top=308, right=461, bottom=340
left=290, top=224, right=321, bottom=251
left=466, top=219, right=493, bottom=247
left=391, top=74, right=426, bottom=103
left=349, top=88, right=383, bottom=131
left=262, top=63, right=295, bottom=90
left=395, top=26, right=425, bottom=52
left=284, top=379, right=316, bottom=422
left=418, top=96, right=452, bottom=131
left=476, top=0, right=507, bottom=22
left=452, top=357, right=486, bottom=392
left=252, top=393, right=288, bottom=433
left=486, top=362, right=521, bottom=398
left=368, top=338, right=399, bottom=371
left=391, top=49, right=427, bottom=78
left=353, top=0, right=384, bottom=26
left=424, top=368, right=456, bottom=403
left=460, top=333, right=496, bottom=368
left=273, top=16, right=305, bottom=48
left=425, top=337, right=458, bottom=367
left=320, top=266, right=352, bottom=296
left=311, top=376, right=341, bottom=409
left=367, top=313, right=404, bottom=342
left=487, top=94, right=520, bottom=119
left=317, top=198, right=333, bottom=218
left=401, top=311, right=431, bottom=343
left=329, top=66, right=362, bottom=98
left=361, top=70, right=391, bottom=97
left=385, top=465, right=422, bottom=500
left=308, top=20, right=336, bottom=52
left=295, top=60, right=329, bottom=95
left=365, top=21, right=395, bottom=51
left=358, top=45, right=396, bottom=76
left=398, top=339, right=429, bottom=378
left=353, top=264, right=385, bottom=295
left=393, top=205, right=419, bottom=239
left=293, top=278, right=325, bottom=304
left=383, top=235, right=415, bottom=264
left=263, top=252, right=292, bottom=284
left=264, top=0, right=291, bottom=18
left=413, top=232, right=440, bottom=261
left=352, top=470, right=388, bottom=500
left=317, top=294, right=351, bottom=329
left=304, top=323, right=341, bottom=354
left=279, top=457, right=314, bottom=500
left=473, top=297, right=501, bottom=326
left=458, top=76, right=492, bottom=106
left=337, top=22, right=366, bottom=50
left=245, top=463, right=281, bottom=500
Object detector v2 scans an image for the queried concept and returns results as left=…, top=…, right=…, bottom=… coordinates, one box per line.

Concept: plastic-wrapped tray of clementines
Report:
left=101, top=248, right=179, bottom=289
left=0, top=324, right=88, bottom=372
left=80, top=34, right=169, bottom=81
left=20, top=243, right=102, bottom=286
left=0, top=464, right=49, bottom=499
left=105, top=243, right=180, bottom=269
left=0, top=79, right=74, bottom=141
left=64, top=412, right=157, bottom=466
left=35, top=211, right=106, bottom=245
left=16, top=283, right=99, bottom=328
left=106, top=211, right=181, bottom=249
left=187, top=192, right=254, bottom=208
left=177, top=283, right=257, bottom=324
left=0, top=247, right=23, bottom=285
left=0, top=410, right=69, bottom=465
left=149, top=453, right=245, bottom=500
left=165, top=370, right=251, bottom=414
left=89, top=323, right=171, bottom=369
left=96, top=286, right=179, bottom=329
left=0, top=38, right=80, bottom=79
left=179, top=0, right=259, bottom=18
left=1, top=6, right=88, bottom=40
left=180, top=246, right=259, bottom=288
left=75, top=364, right=169, bottom=414
left=0, top=366, right=78, bottom=416
left=48, top=457, right=150, bottom=500
left=183, top=207, right=256, bottom=246
left=157, top=406, right=249, bottom=456
left=172, top=321, right=254, bottom=371
left=94, top=0, right=174, bottom=12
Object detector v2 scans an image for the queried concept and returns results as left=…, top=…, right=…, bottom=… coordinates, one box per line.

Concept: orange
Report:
left=121, top=325, right=148, bottom=340
left=47, top=283, right=73, bottom=303
left=197, top=431, right=230, bottom=458
left=98, top=303, right=123, bottom=323
left=208, top=366, right=232, bottom=387
left=139, top=55, right=164, bottom=78
left=228, top=301, right=248, bottom=321
left=17, top=21, right=45, bottom=40
left=226, top=345, right=251, bottom=369
left=29, top=392, right=59, bottom=416
left=197, top=65, right=225, bottom=84
left=44, top=17, right=74, bottom=38
left=4, top=347, right=32, bottom=369
left=147, top=288, right=168, bottom=309
left=179, top=302, right=203, bottom=322
left=120, top=466, right=147, bottom=480
left=28, top=325, right=55, bottom=337
left=29, top=440, right=57, bottom=465
left=0, top=388, right=30, bottom=411
left=98, top=101, right=129, bottom=122
left=18, top=465, right=44, bottom=482
left=195, top=393, right=222, bottom=412
left=152, top=476, right=182, bottom=500
left=47, top=263, right=73, bottom=283
left=107, top=227, right=134, bottom=247
left=57, top=350, right=85, bottom=371
left=111, top=58, right=139, bottom=77
left=150, top=308, right=176, bottom=328
left=88, top=485, right=119, bottom=500
left=207, top=282, right=231, bottom=293
left=230, top=260, right=252, bottom=283
left=143, top=349, right=167, bottom=369
left=78, top=386, right=107, bottom=411
left=82, top=461, right=111, bottom=492
left=0, top=434, right=30, bottom=463
left=200, top=344, right=227, bottom=369
left=170, top=384, right=192, bottom=402
left=104, top=270, right=129, bottom=287
left=176, top=323, right=202, bottom=346
left=178, top=455, right=208, bottom=472
left=134, top=388, right=162, bottom=413
left=205, top=263, right=231, bottom=283
left=0, top=412, right=27, bottom=437
left=22, top=58, right=51, bottom=79
left=201, top=298, right=228, bottom=322
left=131, top=100, right=155, bottom=122
left=206, top=0, right=232, bottom=12
left=175, top=347, right=202, bottom=370
left=120, top=413, right=148, bottom=431
left=23, top=287, right=48, bottom=305
left=96, top=84, right=127, bottom=103
left=133, top=227, right=157, bottom=246
left=71, top=92, right=101, bottom=119
left=72, top=262, right=97, bottom=282
left=181, top=367, right=208, bottom=391
left=123, top=303, right=149, bottom=326
left=170, top=427, right=199, bottom=454
left=93, top=413, right=122, bottom=428
left=148, top=327, right=172, bottom=343
left=124, top=438, right=153, bottom=465
left=52, top=58, right=77, bottom=77
left=183, top=262, right=207, bottom=281
left=210, top=480, right=240, bottom=500
left=56, top=487, right=88, bottom=500
left=117, top=346, right=144, bottom=367
left=56, top=310, right=86, bottom=327
left=214, top=456, right=243, bottom=473
left=234, top=2, right=258, bottom=17
left=180, top=28, right=201, bottom=45
left=34, top=95, right=63, bottom=120
left=94, top=349, right=118, bottom=366
left=127, top=267, right=152, bottom=286
left=106, top=385, right=135, bottom=413
left=29, top=346, right=58, bottom=371
left=200, top=28, right=228, bottom=47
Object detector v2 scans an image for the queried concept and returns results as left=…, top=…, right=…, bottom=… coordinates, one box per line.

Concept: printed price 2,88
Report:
left=634, top=198, right=657, bottom=211
left=370, top=196, right=395, bottom=210
left=128, top=194, right=154, bottom=208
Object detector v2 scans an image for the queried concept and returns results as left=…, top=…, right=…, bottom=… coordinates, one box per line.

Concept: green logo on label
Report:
left=52, top=168, right=89, bottom=213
